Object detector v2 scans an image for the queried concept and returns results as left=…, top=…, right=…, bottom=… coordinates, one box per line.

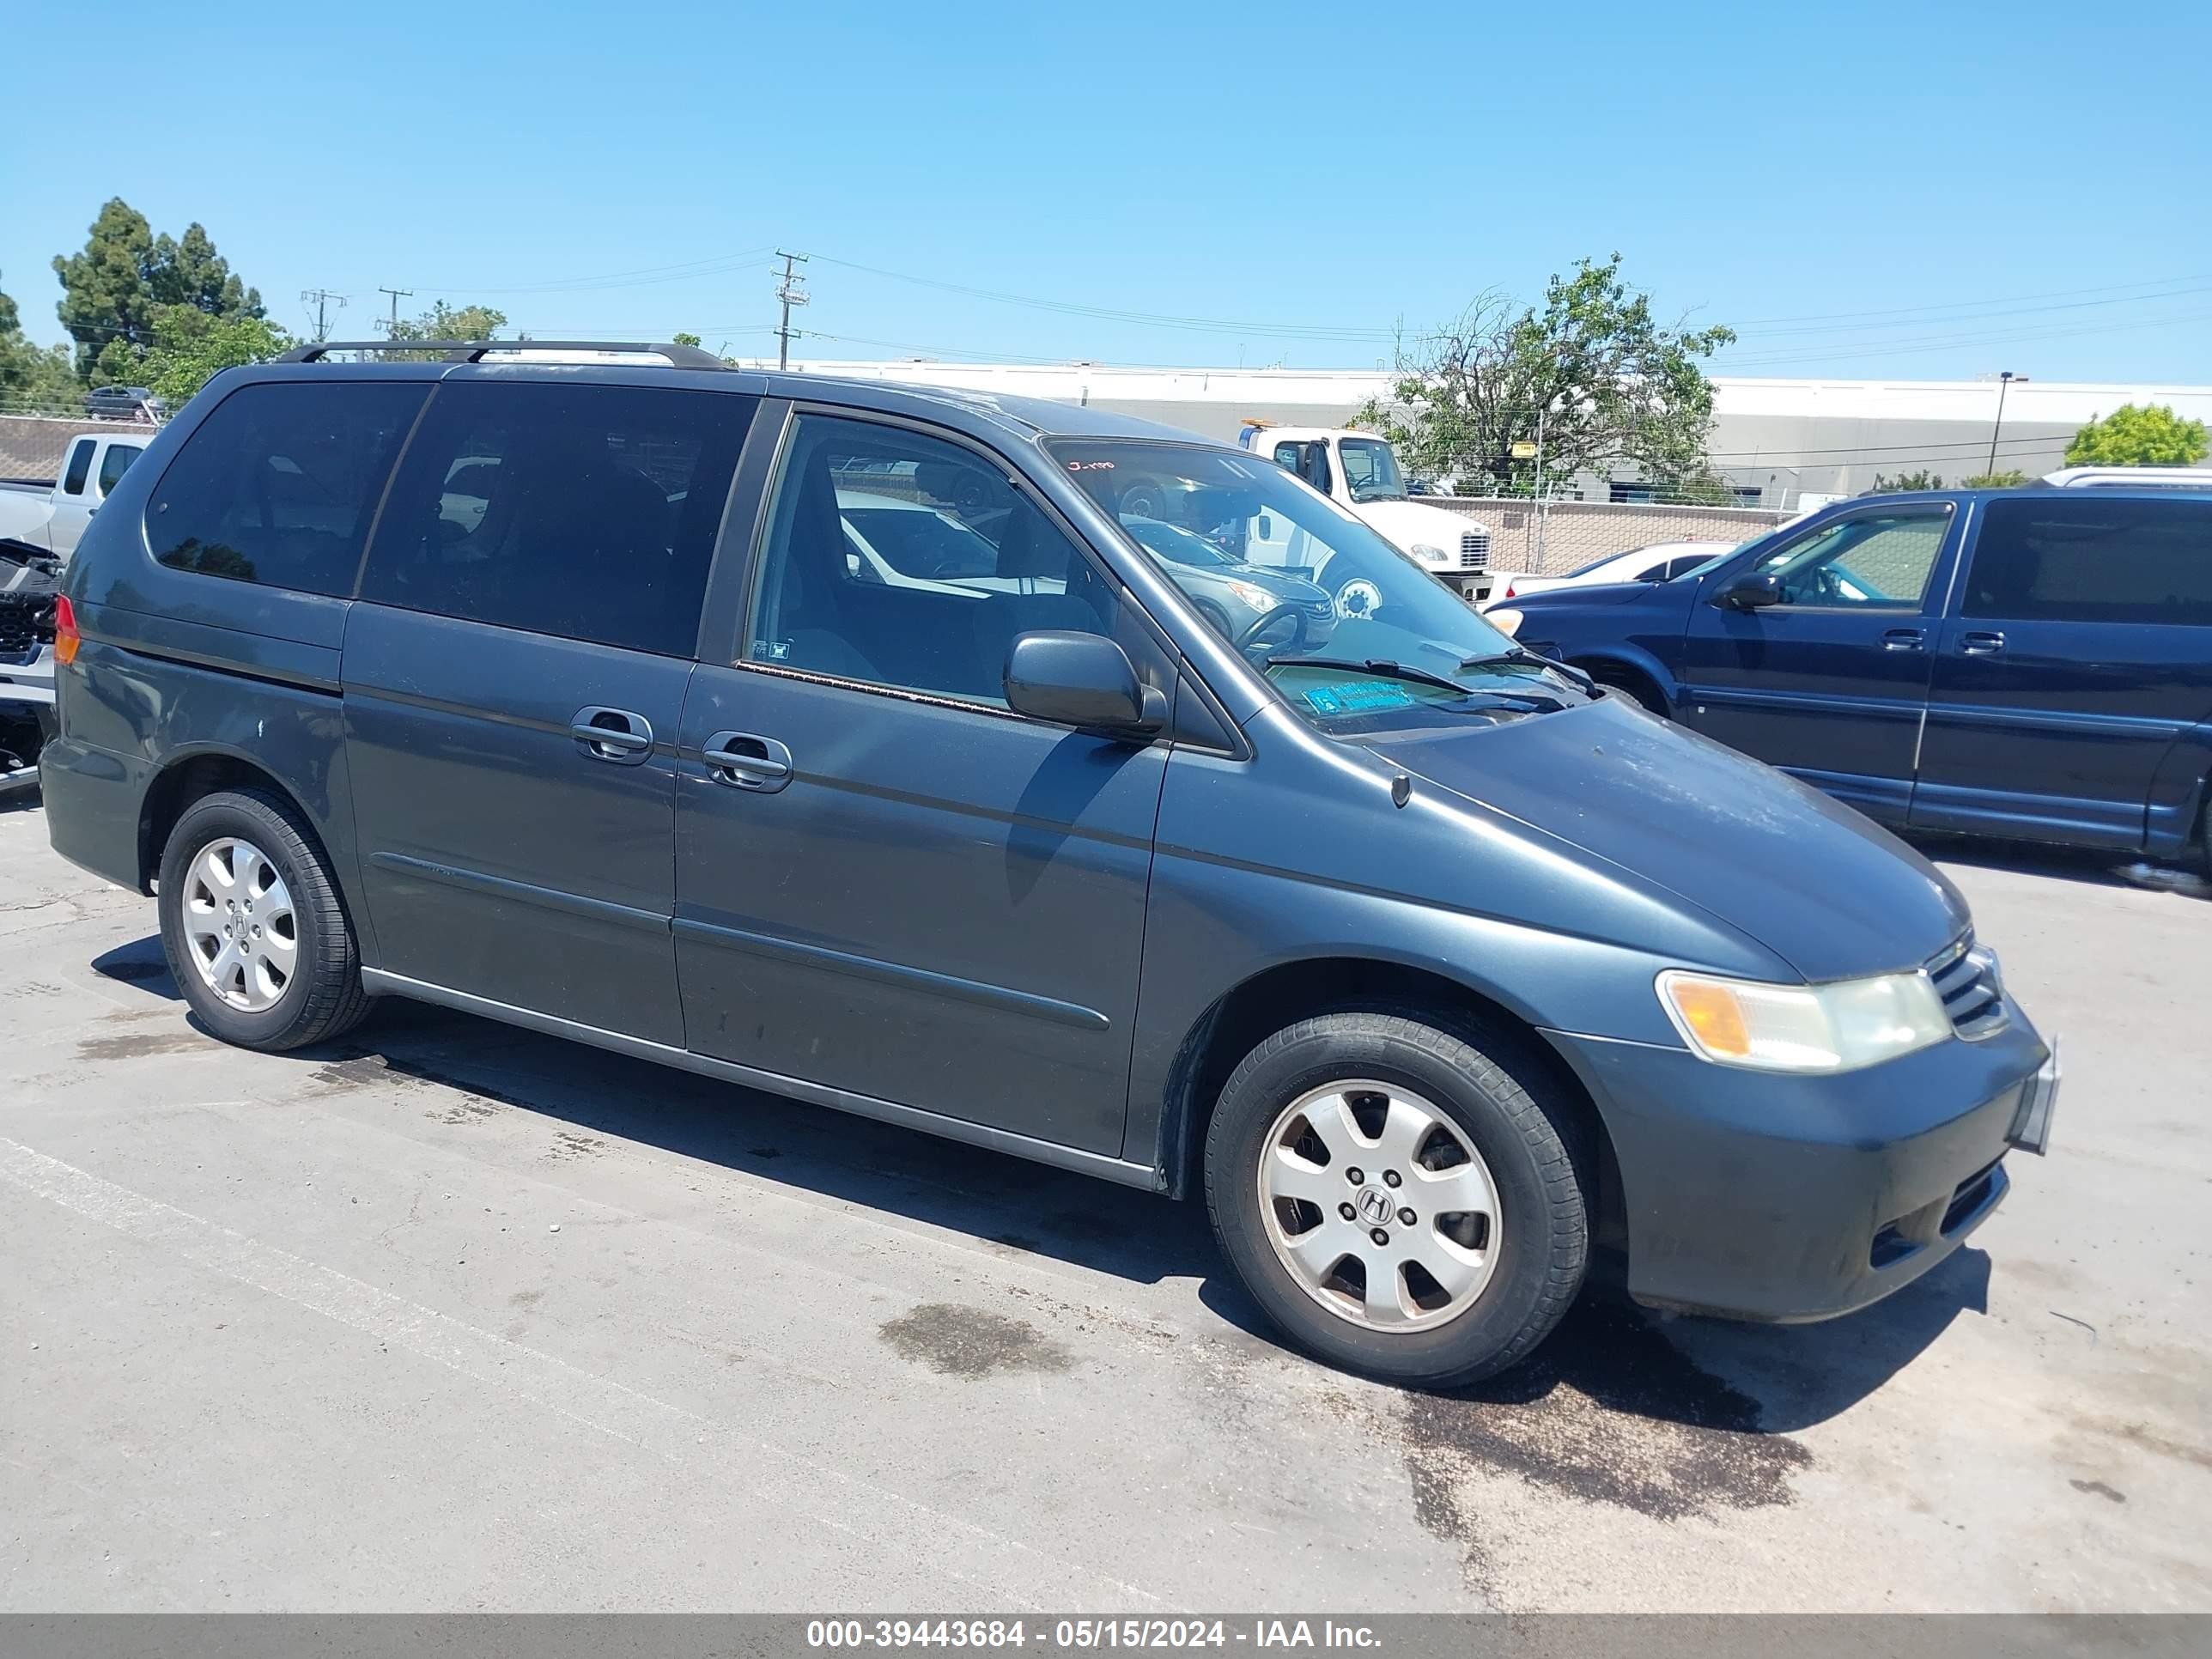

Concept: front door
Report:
left=1914, top=493, right=2212, bottom=847
left=343, top=376, right=756, bottom=1045
left=674, top=410, right=1170, bottom=1154
left=1679, top=503, right=1956, bottom=820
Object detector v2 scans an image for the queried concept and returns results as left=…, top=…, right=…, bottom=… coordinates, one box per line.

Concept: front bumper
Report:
left=1549, top=1005, right=2051, bottom=1322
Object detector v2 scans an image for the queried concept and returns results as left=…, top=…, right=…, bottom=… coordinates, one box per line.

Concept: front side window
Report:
left=1964, top=497, right=2212, bottom=626
left=1052, top=439, right=1594, bottom=735
left=1338, top=438, right=1407, bottom=502
left=97, top=443, right=142, bottom=495
left=359, top=381, right=753, bottom=655
left=62, top=441, right=94, bottom=496
left=747, top=415, right=1143, bottom=709
left=149, top=381, right=427, bottom=594
left=1744, top=508, right=1952, bottom=609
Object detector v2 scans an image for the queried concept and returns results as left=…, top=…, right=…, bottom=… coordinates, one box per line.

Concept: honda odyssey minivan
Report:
left=42, top=340, right=2058, bottom=1387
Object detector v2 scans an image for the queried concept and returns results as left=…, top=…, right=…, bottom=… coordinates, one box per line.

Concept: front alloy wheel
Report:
left=1258, top=1080, right=1501, bottom=1330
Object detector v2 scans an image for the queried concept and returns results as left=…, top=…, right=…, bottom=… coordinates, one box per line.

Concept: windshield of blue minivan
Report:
left=1051, top=440, right=1587, bottom=726
left=1338, top=438, right=1407, bottom=502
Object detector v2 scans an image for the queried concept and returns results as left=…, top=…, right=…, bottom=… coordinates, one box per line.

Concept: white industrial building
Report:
left=750, top=357, right=2212, bottom=509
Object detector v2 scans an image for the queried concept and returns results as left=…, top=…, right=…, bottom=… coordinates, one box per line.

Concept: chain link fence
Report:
left=1423, top=494, right=1796, bottom=578
left=0, top=410, right=161, bottom=483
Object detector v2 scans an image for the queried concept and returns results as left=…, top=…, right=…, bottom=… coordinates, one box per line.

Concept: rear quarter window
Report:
left=146, top=381, right=428, bottom=596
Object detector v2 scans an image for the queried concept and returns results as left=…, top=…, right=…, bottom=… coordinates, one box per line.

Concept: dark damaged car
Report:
left=42, top=341, right=2057, bottom=1386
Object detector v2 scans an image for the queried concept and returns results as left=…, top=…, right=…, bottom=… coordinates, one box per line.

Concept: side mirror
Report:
left=1004, top=631, right=1166, bottom=734
left=1713, top=570, right=1784, bottom=610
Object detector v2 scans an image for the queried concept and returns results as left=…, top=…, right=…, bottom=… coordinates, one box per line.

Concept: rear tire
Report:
left=158, top=788, right=371, bottom=1052
left=1204, top=1012, right=1589, bottom=1388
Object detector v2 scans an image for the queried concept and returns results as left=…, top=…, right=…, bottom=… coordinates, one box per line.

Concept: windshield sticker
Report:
left=1301, top=681, right=1418, bottom=716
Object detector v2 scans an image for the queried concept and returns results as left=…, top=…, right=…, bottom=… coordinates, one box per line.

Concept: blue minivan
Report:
left=1490, top=487, right=2212, bottom=869
left=42, top=344, right=2057, bottom=1387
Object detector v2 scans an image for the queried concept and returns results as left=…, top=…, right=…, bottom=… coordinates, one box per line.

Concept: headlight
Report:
left=1486, top=607, right=1524, bottom=636
left=1224, top=580, right=1276, bottom=611
left=1656, top=969, right=1951, bottom=1073
left=1409, top=543, right=1449, bottom=563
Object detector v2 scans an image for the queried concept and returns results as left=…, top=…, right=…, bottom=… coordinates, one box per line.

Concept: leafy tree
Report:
left=1960, top=470, right=2029, bottom=489
left=672, top=331, right=702, bottom=347
left=0, top=271, right=80, bottom=412
left=1865, top=469, right=1944, bottom=494
left=386, top=301, right=509, bottom=343
left=1361, top=255, right=1735, bottom=496
left=2062, top=404, right=2209, bottom=468
left=141, top=307, right=295, bottom=409
left=51, top=199, right=262, bottom=384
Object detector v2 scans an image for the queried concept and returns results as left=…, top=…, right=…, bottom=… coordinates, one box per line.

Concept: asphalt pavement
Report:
left=1, top=799, right=2205, bottom=1612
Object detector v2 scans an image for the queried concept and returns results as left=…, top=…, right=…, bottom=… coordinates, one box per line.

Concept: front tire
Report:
left=158, top=788, right=371, bottom=1052
left=1204, top=1012, right=1589, bottom=1388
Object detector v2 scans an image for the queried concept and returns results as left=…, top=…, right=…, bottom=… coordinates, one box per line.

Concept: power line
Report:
left=1735, top=272, right=2212, bottom=328
left=377, top=287, right=413, bottom=336
left=405, top=246, right=777, bottom=297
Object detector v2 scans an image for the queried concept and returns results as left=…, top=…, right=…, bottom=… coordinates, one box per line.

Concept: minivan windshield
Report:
left=1051, top=439, right=1590, bottom=729
left=1338, top=438, right=1408, bottom=503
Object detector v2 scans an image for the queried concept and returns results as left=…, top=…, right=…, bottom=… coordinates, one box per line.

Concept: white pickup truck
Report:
left=0, top=428, right=151, bottom=560
left=1, top=430, right=149, bottom=793
left=1240, top=425, right=1493, bottom=602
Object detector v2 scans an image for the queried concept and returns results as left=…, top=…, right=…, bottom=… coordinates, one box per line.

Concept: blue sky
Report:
left=5, top=1, right=2209, bottom=382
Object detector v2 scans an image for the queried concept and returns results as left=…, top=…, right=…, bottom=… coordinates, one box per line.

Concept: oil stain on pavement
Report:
left=879, top=1302, right=1076, bottom=1379
left=1395, top=1296, right=1811, bottom=1576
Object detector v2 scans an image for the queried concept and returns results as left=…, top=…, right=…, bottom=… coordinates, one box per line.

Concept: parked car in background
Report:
left=1117, top=514, right=1338, bottom=653
left=2042, top=466, right=2212, bottom=491
left=44, top=344, right=2054, bottom=1389
left=1235, top=423, right=1496, bottom=602
left=1489, top=485, right=2212, bottom=872
left=0, top=430, right=152, bottom=562
left=1493, top=539, right=1735, bottom=602
left=83, top=386, right=165, bottom=423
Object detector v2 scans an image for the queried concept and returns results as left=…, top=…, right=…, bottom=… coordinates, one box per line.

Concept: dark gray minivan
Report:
left=43, top=342, right=2059, bottom=1386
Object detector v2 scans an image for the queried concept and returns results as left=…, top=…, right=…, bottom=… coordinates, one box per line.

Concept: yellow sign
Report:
left=1510, top=441, right=1538, bottom=459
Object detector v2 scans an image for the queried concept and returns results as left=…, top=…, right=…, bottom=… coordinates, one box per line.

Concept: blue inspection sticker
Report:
left=1302, top=681, right=1416, bottom=715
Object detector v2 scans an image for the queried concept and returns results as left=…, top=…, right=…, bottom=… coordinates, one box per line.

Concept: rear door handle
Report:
left=1960, top=631, right=2007, bottom=656
left=1881, top=628, right=1925, bottom=652
left=702, top=730, right=794, bottom=793
left=571, top=706, right=654, bottom=765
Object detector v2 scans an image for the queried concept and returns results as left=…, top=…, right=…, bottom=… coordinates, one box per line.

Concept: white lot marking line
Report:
left=0, top=1133, right=1162, bottom=1611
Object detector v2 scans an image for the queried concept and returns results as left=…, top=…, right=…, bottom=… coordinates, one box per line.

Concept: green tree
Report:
left=1362, top=255, right=1735, bottom=496
left=386, top=301, right=509, bottom=343
left=0, top=270, right=80, bottom=413
left=672, top=331, right=702, bottom=347
left=1960, top=470, right=2029, bottom=489
left=52, top=199, right=263, bottom=385
left=2062, top=404, right=2209, bottom=468
left=1865, top=469, right=1945, bottom=494
left=141, top=307, right=295, bottom=409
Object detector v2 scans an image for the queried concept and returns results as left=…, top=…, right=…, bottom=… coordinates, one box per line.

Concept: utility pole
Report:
left=1985, top=370, right=2018, bottom=476
left=378, top=287, right=414, bottom=337
left=301, top=289, right=348, bottom=343
left=774, top=251, right=810, bottom=371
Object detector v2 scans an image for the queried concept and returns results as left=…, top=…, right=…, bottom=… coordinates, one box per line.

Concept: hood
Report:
left=1354, top=498, right=1484, bottom=550
left=1363, top=696, right=1970, bottom=981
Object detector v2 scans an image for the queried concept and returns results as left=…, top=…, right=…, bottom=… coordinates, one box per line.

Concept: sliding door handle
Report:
left=702, top=731, right=795, bottom=793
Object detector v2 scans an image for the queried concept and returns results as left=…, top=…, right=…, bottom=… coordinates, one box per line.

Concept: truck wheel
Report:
left=158, top=788, right=371, bottom=1052
left=1204, top=1011, right=1589, bottom=1388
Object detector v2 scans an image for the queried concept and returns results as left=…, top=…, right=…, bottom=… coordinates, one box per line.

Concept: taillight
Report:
left=53, top=595, right=80, bottom=665
left=1503, top=582, right=1516, bottom=600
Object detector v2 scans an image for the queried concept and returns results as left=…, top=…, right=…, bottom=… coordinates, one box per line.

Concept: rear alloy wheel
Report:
left=158, top=788, right=371, bottom=1052
left=1206, top=1012, right=1589, bottom=1387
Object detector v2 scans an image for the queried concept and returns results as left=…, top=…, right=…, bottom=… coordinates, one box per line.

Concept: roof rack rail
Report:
left=276, top=339, right=730, bottom=370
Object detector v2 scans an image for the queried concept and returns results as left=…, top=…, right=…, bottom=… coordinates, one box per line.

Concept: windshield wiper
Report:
left=1457, top=647, right=1598, bottom=696
left=1268, top=655, right=1551, bottom=711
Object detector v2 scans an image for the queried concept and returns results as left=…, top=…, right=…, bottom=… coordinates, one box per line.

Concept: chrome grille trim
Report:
left=1927, top=933, right=2008, bottom=1040
left=1459, top=531, right=1490, bottom=570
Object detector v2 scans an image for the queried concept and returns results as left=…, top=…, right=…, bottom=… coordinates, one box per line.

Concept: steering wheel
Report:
left=1236, top=604, right=1308, bottom=656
